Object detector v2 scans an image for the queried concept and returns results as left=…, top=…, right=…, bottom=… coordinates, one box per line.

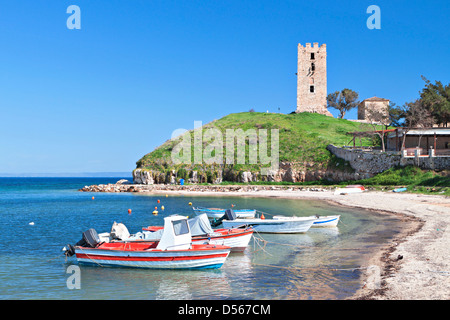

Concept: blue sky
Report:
left=0, top=0, right=449, bottom=174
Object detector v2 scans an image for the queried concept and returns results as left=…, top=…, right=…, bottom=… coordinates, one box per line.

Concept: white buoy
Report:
left=29, top=222, right=35, bottom=225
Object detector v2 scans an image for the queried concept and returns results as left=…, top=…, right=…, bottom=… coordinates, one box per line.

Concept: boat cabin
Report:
left=156, top=215, right=192, bottom=251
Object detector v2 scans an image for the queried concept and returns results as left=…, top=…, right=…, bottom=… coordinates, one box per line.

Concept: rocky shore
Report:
left=78, top=182, right=336, bottom=193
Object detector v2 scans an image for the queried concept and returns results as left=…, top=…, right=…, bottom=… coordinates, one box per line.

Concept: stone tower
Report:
left=296, top=43, right=332, bottom=116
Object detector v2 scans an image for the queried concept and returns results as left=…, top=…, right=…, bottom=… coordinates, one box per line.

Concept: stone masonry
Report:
left=296, top=43, right=333, bottom=117
left=358, top=97, right=390, bottom=122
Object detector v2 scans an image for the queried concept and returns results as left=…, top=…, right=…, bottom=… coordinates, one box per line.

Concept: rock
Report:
left=116, top=179, right=131, bottom=185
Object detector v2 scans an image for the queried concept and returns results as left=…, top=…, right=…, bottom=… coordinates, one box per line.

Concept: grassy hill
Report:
left=135, top=112, right=381, bottom=182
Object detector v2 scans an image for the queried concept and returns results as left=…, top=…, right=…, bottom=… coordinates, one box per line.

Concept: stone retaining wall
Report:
left=326, top=144, right=450, bottom=175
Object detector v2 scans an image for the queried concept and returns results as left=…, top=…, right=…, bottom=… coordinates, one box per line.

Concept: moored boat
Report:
left=273, top=215, right=340, bottom=228
left=139, top=214, right=253, bottom=252
left=220, top=210, right=315, bottom=234
left=64, top=215, right=231, bottom=269
left=310, top=215, right=340, bottom=227
left=192, top=207, right=256, bottom=219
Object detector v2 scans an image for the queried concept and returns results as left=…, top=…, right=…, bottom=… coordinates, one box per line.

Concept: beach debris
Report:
left=397, top=254, right=403, bottom=260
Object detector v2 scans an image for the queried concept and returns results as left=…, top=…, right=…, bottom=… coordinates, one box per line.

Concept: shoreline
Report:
left=80, top=183, right=450, bottom=300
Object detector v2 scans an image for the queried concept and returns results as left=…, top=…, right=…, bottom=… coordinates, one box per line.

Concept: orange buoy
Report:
left=157, top=199, right=160, bottom=203
left=231, top=204, right=235, bottom=207
left=128, top=209, right=132, bottom=214
left=92, top=196, right=95, bottom=200
left=260, top=214, right=265, bottom=220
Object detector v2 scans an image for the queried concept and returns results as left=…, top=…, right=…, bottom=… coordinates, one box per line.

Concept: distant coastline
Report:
left=0, top=172, right=132, bottom=178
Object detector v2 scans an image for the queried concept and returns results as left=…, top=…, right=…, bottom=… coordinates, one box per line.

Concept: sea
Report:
left=0, top=177, right=404, bottom=300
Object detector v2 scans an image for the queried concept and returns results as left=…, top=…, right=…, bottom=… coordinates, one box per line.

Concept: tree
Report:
left=366, top=104, right=390, bottom=152
left=400, top=99, right=436, bottom=151
left=419, top=76, right=450, bottom=127
left=327, top=89, right=360, bottom=119
left=387, top=102, right=404, bottom=127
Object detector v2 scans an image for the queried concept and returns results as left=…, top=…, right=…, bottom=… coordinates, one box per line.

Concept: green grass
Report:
left=133, top=111, right=450, bottom=196
left=135, top=111, right=381, bottom=173
left=192, top=166, right=450, bottom=196
left=350, top=166, right=450, bottom=196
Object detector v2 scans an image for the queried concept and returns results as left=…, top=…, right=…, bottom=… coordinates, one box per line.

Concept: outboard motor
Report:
left=210, top=209, right=237, bottom=227
left=81, top=228, right=101, bottom=248
left=224, top=209, right=237, bottom=221
left=63, top=228, right=101, bottom=257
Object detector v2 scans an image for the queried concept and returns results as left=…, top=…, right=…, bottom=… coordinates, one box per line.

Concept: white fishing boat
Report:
left=273, top=215, right=340, bottom=228
left=310, top=215, right=340, bottom=227
left=192, top=207, right=256, bottom=219
left=64, top=215, right=231, bottom=269
left=138, top=214, right=254, bottom=252
left=334, top=185, right=365, bottom=195
left=221, top=211, right=315, bottom=234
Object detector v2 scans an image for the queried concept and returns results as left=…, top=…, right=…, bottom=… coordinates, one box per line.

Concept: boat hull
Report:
left=140, top=227, right=254, bottom=252
left=75, top=243, right=230, bottom=269
left=334, top=186, right=365, bottom=195
left=273, top=215, right=340, bottom=228
left=221, top=218, right=315, bottom=234
left=310, top=215, right=340, bottom=227
left=192, top=208, right=256, bottom=219
left=192, top=228, right=253, bottom=252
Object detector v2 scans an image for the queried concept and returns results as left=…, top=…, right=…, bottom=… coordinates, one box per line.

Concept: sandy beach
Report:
left=82, top=183, right=450, bottom=299
left=143, top=185, right=450, bottom=300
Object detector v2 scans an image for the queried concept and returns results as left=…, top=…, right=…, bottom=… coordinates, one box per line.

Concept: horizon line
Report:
left=0, top=172, right=132, bottom=178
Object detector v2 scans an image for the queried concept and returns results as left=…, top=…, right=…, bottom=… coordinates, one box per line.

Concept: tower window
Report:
left=310, top=53, right=315, bottom=60
left=310, top=85, right=315, bottom=93
left=311, top=63, right=315, bottom=71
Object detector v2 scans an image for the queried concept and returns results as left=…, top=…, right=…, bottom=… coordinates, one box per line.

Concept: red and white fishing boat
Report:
left=334, top=184, right=366, bottom=195
left=64, top=215, right=231, bottom=269
left=141, top=214, right=253, bottom=252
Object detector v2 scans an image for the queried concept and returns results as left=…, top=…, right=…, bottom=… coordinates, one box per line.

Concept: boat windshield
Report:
left=172, top=219, right=189, bottom=236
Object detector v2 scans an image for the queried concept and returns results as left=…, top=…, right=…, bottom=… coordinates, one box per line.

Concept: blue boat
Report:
left=393, top=187, right=407, bottom=193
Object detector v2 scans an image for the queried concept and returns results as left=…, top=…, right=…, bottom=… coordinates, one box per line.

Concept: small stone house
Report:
left=358, top=97, right=390, bottom=122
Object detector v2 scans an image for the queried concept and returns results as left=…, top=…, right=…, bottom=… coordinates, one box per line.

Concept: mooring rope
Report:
left=77, top=247, right=104, bottom=267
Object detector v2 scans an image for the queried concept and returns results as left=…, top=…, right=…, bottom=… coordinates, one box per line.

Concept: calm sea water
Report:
left=0, top=178, right=403, bottom=300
